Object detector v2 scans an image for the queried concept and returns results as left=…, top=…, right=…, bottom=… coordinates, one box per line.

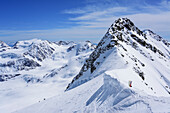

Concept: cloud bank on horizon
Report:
left=0, top=0, right=170, bottom=43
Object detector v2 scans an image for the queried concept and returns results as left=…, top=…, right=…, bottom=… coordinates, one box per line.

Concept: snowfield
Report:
left=0, top=18, right=170, bottom=113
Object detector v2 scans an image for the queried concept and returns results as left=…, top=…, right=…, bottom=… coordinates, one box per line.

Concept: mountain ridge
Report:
left=66, top=18, right=170, bottom=96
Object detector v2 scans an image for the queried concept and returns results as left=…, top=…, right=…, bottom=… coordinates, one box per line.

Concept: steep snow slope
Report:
left=0, top=39, right=96, bottom=113
left=67, top=18, right=170, bottom=96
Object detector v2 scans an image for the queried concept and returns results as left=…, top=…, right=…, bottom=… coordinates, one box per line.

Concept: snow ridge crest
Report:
left=66, top=18, right=170, bottom=93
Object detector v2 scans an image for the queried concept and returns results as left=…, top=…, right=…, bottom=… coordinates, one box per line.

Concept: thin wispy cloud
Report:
left=62, top=0, right=170, bottom=39
left=68, top=7, right=128, bottom=21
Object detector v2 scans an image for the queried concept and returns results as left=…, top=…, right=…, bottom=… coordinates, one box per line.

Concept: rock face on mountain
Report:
left=66, top=18, right=170, bottom=96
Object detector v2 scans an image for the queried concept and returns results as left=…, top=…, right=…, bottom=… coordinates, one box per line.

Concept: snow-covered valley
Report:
left=0, top=18, right=170, bottom=113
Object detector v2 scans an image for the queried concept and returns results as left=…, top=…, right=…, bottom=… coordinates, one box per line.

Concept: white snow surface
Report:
left=14, top=74, right=170, bottom=113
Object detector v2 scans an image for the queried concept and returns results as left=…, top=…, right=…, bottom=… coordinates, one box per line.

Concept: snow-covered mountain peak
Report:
left=13, top=39, right=50, bottom=49
left=112, top=18, right=135, bottom=29
left=0, top=40, right=10, bottom=48
left=109, top=18, right=141, bottom=35
left=66, top=18, right=170, bottom=97
left=23, top=40, right=55, bottom=62
left=76, top=40, right=96, bottom=52
left=84, top=40, right=96, bottom=48
left=55, top=40, right=75, bottom=46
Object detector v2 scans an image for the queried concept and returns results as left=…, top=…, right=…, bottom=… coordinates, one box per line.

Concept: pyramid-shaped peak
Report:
left=108, top=17, right=142, bottom=36
left=114, top=18, right=134, bottom=26
left=66, top=17, right=170, bottom=92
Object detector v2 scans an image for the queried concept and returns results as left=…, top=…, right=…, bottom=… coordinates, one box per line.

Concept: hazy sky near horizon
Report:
left=0, top=0, right=170, bottom=43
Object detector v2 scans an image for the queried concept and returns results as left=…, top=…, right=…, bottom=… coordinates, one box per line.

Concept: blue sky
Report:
left=0, top=0, right=170, bottom=43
